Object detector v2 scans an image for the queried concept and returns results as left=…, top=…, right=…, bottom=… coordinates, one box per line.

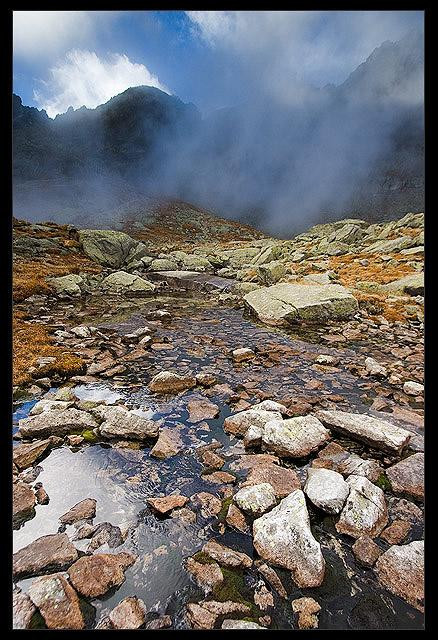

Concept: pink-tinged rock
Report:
left=374, top=540, right=424, bottom=612
left=386, top=453, right=424, bottom=502
left=28, top=573, right=84, bottom=629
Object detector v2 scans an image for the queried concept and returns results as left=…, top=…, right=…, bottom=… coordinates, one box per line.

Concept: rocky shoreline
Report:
left=12, top=212, right=424, bottom=629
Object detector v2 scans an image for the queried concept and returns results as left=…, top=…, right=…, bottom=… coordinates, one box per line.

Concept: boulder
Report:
left=148, top=371, right=196, bottom=394
left=101, top=271, right=155, bottom=295
left=59, top=498, right=97, bottom=525
left=336, top=476, right=388, bottom=539
left=315, top=410, right=411, bottom=455
left=78, top=229, right=141, bottom=268
left=386, top=453, right=424, bottom=502
left=374, top=540, right=424, bottom=612
left=244, top=283, right=358, bottom=326
left=94, top=405, right=159, bottom=441
left=67, top=552, right=136, bottom=598
left=13, top=533, right=78, bottom=578
left=224, top=408, right=282, bottom=437
left=108, top=597, right=147, bottom=629
left=49, top=274, right=83, bottom=296
left=234, top=483, right=277, bottom=516
left=28, top=573, right=84, bottom=629
left=304, top=468, right=350, bottom=514
left=253, top=490, right=325, bottom=587
left=18, top=408, right=98, bottom=439
left=383, top=272, right=424, bottom=296
left=261, top=416, right=330, bottom=458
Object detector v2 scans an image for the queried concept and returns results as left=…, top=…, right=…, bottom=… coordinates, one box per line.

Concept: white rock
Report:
left=253, top=490, right=325, bottom=587
left=336, top=475, right=388, bottom=539
left=365, top=357, right=388, bottom=378
left=403, top=381, right=424, bottom=396
left=234, top=483, right=277, bottom=516
left=261, top=416, right=330, bottom=458
left=224, top=408, right=282, bottom=437
left=304, top=468, right=350, bottom=514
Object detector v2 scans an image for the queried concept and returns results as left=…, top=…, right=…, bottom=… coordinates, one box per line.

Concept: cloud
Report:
left=13, top=11, right=98, bottom=61
left=33, top=49, right=171, bottom=118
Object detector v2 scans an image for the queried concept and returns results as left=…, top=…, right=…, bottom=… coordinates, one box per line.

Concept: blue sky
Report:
left=13, top=10, right=424, bottom=118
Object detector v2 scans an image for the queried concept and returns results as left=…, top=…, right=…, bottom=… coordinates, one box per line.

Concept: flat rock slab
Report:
left=148, top=495, right=188, bottom=515
left=59, top=498, right=97, bottom=525
left=241, top=463, right=300, bottom=498
left=150, top=429, right=182, bottom=459
left=315, top=410, right=411, bottom=455
left=336, top=476, right=388, bottom=539
left=304, top=468, right=350, bottom=514
left=67, top=552, right=136, bottom=598
left=18, top=408, right=98, bottom=439
left=253, top=490, right=325, bottom=587
left=374, top=540, right=424, bottom=612
left=244, top=283, right=358, bottom=326
left=13, top=533, right=78, bottom=578
left=148, top=371, right=196, bottom=394
left=187, top=397, right=220, bottom=422
left=13, top=482, right=36, bottom=528
left=149, top=271, right=235, bottom=293
left=13, top=439, right=52, bottom=470
left=262, top=416, right=330, bottom=458
left=202, top=540, right=252, bottom=569
left=224, top=408, right=282, bottom=437
left=108, top=597, right=147, bottom=629
left=28, top=573, right=84, bottom=629
left=386, top=453, right=424, bottom=502
left=94, top=405, right=159, bottom=440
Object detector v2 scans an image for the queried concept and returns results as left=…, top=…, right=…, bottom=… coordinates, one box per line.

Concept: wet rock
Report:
left=187, top=397, right=220, bottom=422
left=365, top=357, right=388, bottom=378
left=292, top=597, right=321, bottom=629
left=202, top=539, right=252, bottom=569
left=191, top=492, right=222, bottom=518
left=108, top=596, right=147, bottom=629
left=87, top=522, right=124, bottom=551
left=94, top=405, right=159, bottom=441
left=244, top=282, right=358, bottom=326
left=234, top=483, right=277, bottom=516
left=185, top=557, right=223, bottom=592
left=304, top=468, right=349, bottom=514
left=386, top=453, right=424, bottom=501
left=28, top=573, right=84, bottom=629
left=203, top=471, right=236, bottom=484
left=13, top=533, right=79, bottom=578
left=224, top=407, right=282, bottom=437
left=380, top=520, right=412, bottom=545
left=12, top=438, right=52, bottom=470
left=147, top=495, right=188, bottom=515
left=150, top=429, right=181, bottom=459
left=387, top=497, right=422, bottom=524
left=148, top=371, right=196, bottom=394
left=101, top=271, right=155, bottom=295
left=403, top=381, right=424, bottom=396
left=222, top=619, right=265, bottom=629
left=199, top=449, right=225, bottom=469
left=374, top=540, right=424, bottom=612
left=196, top=373, right=217, bottom=387
left=256, top=562, right=287, bottom=598
left=34, top=483, right=50, bottom=505
left=226, top=504, right=250, bottom=534
left=145, top=615, right=172, bottom=630
left=253, top=490, right=325, bottom=587
left=18, top=408, right=98, bottom=439
left=336, top=476, right=388, bottom=539
left=59, top=498, right=96, bottom=525
left=232, top=347, right=255, bottom=362
left=315, top=410, right=411, bottom=455
left=13, top=588, right=37, bottom=629
left=261, top=416, right=330, bottom=458
left=352, top=536, right=383, bottom=567
left=186, top=603, right=216, bottom=629
left=241, top=463, right=300, bottom=498
left=254, top=582, right=274, bottom=610
left=230, top=454, right=280, bottom=471
left=13, top=482, right=36, bottom=527
left=67, top=552, right=136, bottom=598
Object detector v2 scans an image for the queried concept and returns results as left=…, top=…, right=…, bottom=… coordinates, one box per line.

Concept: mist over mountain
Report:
left=13, top=30, right=424, bottom=236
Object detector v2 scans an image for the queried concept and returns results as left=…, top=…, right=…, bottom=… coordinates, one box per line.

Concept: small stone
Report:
left=185, top=557, right=223, bottom=592
left=380, top=520, right=412, bottom=545
left=148, top=495, right=188, bottom=515
left=12, top=588, right=37, bottom=629
left=226, top=504, right=250, bottom=534
left=352, top=536, right=382, bottom=567
left=28, top=573, right=84, bottom=629
left=241, top=463, right=300, bottom=498
left=234, top=483, right=277, bottom=516
left=403, top=381, right=424, bottom=396
left=187, top=397, right=220, bottom=422
left=191, top=492, right=223, bottom=518
left=196, top=373, right=217, bottom=387
left=387, top=497, right=423, bottom=524
left=202, top=539, right=252, bottom=568
left=386, top=453, right=424, bottom=502
left=148, top=371, right=196, bottom=394
left=224, top=408, right=282, bottom=437
left=222, top=620, right=265, bottom=629
left=292, top=597, right=321, bottom=629
left=336, top=476, right=388, bottom=539
left=304, top=468, right=349, bottom=514
left=145, top=615, right=172, bottom=629
left=365, top=357, right=388, bottom=378
left=13, top=482, right=35, bottom=527
left=150, top=430, right=181, bottom=459
left=108, top=596, right=147, bottom=629
left=232, top=347, right=255, bottom=362
left=12, top=439, right=52, bottom=470
left=186, top=603, right=216, bottom=629
left=34, top=484, right=50, bottom=505
left=256, top=562, right=287, bottom=598
left=199, top=449, right=224, bottom=469
left=203, top=471, right=236, bottom=484
left=254, top=583, right=274, bottom=610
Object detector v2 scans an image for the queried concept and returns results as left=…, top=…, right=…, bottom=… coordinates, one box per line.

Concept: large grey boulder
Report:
left=244, top=283, right=358, bottom=326
left=18, top=408, right=98, bottom=439
left=253, top=490, right=325, bottom=587
left=261, top=416, right=330, bottom=458
left=78, top=229, right=145, bottom=268
left=101, top=271, right=155, bottom=296
left=336, top=476, right=388, bottom=539
left=304, top=468, right=350, bottom=514
left=315, top=410, right=411, bottom=455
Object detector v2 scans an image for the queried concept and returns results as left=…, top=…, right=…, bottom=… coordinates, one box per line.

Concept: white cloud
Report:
left=33, top=49, right=171, bottom=118
left=13, top=11, right=97, bottom=60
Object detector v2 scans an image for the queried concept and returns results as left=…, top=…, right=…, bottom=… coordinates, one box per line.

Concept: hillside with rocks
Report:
left=12, top=209, right=424, bottom=629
